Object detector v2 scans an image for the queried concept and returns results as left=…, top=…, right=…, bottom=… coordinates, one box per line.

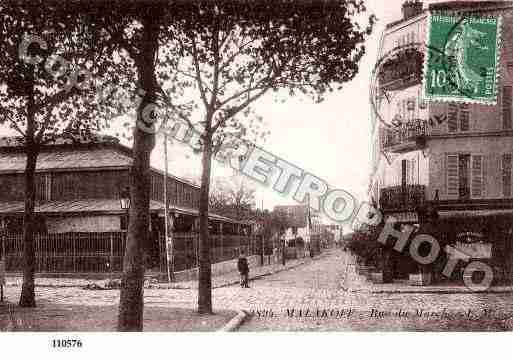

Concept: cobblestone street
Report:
left=2, top=248, right=513, bottom=331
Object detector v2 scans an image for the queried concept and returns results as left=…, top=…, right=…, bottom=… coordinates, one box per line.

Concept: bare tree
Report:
left=210, top=176, right=256, bottom=220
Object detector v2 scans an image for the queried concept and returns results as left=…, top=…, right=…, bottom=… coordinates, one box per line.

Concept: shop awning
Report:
left=438, top=209, right=513, bottom=218
left=0, top=199, right=246, bottom=225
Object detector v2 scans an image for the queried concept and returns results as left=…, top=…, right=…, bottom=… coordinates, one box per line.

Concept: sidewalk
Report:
left=4, top=251, right=328, bottom=290
left=342, top=253, right=513, bottom=294
left=159, top=252, right=329, bottom=289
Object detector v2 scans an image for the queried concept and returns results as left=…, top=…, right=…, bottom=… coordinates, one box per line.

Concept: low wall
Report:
left=174, top=255, right=260, bottom=282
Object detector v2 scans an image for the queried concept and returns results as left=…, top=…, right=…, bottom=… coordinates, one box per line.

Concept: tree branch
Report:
left=218, top=37, right=258, bottom=73
left=157, top=85, right=197, bottom=134
left=212, top=83, right=272, bottom=133
left=34, top=87, right=78, bottom=114
left=209, top=27, right=221, bottom=110
left=104, top=25, right=139, bottom=63
left=191, top=37, right=210, bottom=109
left=4, top=114, right=27, bottom=139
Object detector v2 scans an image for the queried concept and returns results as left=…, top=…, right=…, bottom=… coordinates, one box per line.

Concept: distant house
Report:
left=273, top=204, right=322, bottom=254
left=0, top=136, right=254, bottom=273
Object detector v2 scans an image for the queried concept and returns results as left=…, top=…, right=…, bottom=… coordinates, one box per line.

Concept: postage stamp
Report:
left=423, top=14, right=502, bottom=105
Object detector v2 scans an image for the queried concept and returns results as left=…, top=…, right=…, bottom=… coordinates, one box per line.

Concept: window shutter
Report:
left=459, top=104, right=470, bottom=131
left=447, top=154, right=459, bottom=197
left=405, top=159, right=411, bottom=185
left=45, top=173, right=52, bottom=201
left=447, top=104, right=458, bottom=132
left=503, top=154, right=512, bottom=197
left=410, top=159, right=415, bottom=184
left=471, top=155, right=483, bottom=198
left=503, top=86, right=512, bottom=130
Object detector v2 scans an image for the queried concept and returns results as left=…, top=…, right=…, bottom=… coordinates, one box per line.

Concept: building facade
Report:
left=274, top=204, right=322, bottom=255
left=369, top=1, right=513, bottom=284
left=0, top=136, right=255, bottom=274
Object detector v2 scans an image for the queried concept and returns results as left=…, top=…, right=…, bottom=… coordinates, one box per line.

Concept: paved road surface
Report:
left=3, top=249, right=513, bottom=331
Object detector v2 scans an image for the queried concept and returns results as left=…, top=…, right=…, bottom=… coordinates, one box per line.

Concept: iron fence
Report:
left=1, top=231, right=257, bottom=274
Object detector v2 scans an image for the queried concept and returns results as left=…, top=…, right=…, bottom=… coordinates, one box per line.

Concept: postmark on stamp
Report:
left=423, top=13, right=502, bottom=105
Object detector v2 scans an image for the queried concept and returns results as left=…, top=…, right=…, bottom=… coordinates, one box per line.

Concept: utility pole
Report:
left=281, top=235, right=286, bottom=266
left=0, top=218, right=5, bottom=302
left=260, top=197, right=264, bottom=265
left=163, top=134, right=174, bottom=282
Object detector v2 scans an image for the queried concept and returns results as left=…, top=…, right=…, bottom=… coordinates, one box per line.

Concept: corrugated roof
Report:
left=0, top=148, right=132, bottom=173
left=0, top=134, right=120, bottom=149
left=0, top=199, right=244, bottom=224
left=0, top=137, right=199, bottom=188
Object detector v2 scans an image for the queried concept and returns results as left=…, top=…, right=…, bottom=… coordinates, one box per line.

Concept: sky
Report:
left=1, top=0, right=462, bottom=218
left=148, top=0, right=401, bottom=213
left=154, top=0, right=463, bottom=215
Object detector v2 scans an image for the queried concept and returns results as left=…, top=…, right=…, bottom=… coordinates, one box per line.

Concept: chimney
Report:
left=402, top=0, right=423, bottom=20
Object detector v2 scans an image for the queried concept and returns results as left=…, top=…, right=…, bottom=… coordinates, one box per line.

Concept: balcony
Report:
left=380, top=119, right=427, bottom=153
left=379, top=184, right=426, bottom=213
left=377, top=47, right=423, bottom=91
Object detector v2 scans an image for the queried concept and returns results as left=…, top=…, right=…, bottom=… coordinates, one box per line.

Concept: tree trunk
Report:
left=198, top=133, right=213, bottom=314
left=117, top=9, right=158, bottom=331
left=19, top=82, right=38, bottom=308
left=19, top=146, right=38, bottom=308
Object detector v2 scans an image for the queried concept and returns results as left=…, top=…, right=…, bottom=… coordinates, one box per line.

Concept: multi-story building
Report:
left=369, top=1, right=513, bottom=283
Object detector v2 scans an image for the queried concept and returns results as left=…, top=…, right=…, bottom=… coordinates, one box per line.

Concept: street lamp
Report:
left=116, top=187, right=131, bottom=273
left=119, top=187, right=131, bottom=212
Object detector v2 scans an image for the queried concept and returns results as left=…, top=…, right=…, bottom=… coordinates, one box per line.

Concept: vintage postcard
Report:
left=1, top=0, right=513, bottom=356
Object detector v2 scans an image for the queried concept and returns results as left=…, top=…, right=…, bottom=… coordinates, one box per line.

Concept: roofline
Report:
left=0, top=140, right=200, bottom=189
left=0, top=165, right=130, bottom=175
left=385, top=9, right=427, bottom=30
left=0, top=207, right=248, bottom=225
left=0, top=140, right=133, bottom=155
left=0, top=199, right=248, bottom=225
left=150, top=167, right=200, bottom=189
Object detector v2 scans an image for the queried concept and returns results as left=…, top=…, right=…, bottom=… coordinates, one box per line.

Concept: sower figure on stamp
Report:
left=237, top=250, right=250, bottom=288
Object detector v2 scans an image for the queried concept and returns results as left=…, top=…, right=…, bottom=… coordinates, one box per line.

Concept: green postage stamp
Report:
left=423, top=14, right=502, bottom=105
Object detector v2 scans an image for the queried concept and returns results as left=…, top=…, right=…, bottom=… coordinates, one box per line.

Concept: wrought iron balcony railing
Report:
left=377, top=47, right=423, bottom=91
left=380, top=119, right=428, bottom=152
left=379, top=184, right=426, bottom=212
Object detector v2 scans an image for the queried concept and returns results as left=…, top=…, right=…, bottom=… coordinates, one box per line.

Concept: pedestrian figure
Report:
left=237, top=251, right=250, bottom=288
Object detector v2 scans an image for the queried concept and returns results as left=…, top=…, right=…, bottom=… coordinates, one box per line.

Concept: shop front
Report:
left=380, top=209, right=513, bottom=286
left=431, top=212, right=513, bottom=286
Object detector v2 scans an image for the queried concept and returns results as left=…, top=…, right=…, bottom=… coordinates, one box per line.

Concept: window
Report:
left=401, top=159, right=407, bottom=187
left=446, top=154, right=459, bottom=197
left=184, top=187, right=192, bottom=205
left=471, top=155, right=483, bottom=198
left=400, top=158, right=417, bottom=186
left=460, top=104, right=470, bottom=131
left=502, top=86, right=512, bottom=130
left=408, top=32, right=415, bottom=45
left=35, top=173, right=51, bottom=201
left=502, top=154, right=512, bottom=197
left=447, top=103, right=471, bottom=132
left=120, top=215, right=128, bottom=231
left=410, top=159, right=417, bottom=185
left=446, top=154, right=483, bottom=199
left=458, top=154, right=471, bottom=199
